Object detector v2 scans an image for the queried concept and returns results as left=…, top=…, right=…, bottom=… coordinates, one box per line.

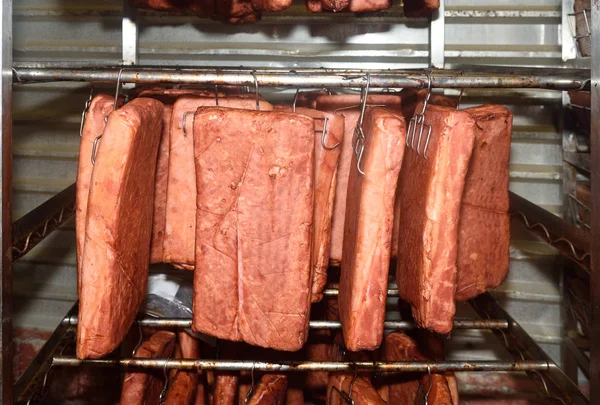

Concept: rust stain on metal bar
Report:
left=52, top=357, right=549, bottom=373
left=11, top=67, right=589, bottom=90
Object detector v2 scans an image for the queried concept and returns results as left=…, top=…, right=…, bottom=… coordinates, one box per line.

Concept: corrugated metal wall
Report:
left=12, top=0, right=568, bottom=369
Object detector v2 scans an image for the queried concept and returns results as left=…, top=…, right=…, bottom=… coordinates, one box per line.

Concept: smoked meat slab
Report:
left=391, top=89, right=457, bottom=258
left=192, top=108, right=314, bottom=351
left=277, top=106, right=344, bottom=303
left=395, top=104, right=475, bottom=334
left=76, top=94, right=122, bottom=293
left=164, top=96, right=273, bottom=269
left=315, top=94, right=402, bottom=266
left=77, top=98, right=164, bottom=359
left=455, top=105, right=512, bottom=301
left=339, top=107, right=406, bottom=351
left=151, top=104, right=173, bottom=263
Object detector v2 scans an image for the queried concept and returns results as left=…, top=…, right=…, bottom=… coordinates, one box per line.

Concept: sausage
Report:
left=129, top=0, right=187, bottom=10
left=378, top=332, right=455, bottom=405
left=347, top=0, right=391, bottom=12
left=251, top=0, right=292, bottom=12
left=339, top=107, right=406, bottom=351
left=327, top=374, right=386, bottom=405
left=247, top=375, right=288, bottom=405
left=214, top=374, right=239, bottom=405
left=78, top=98, right=164, bottom=359
left=164, top=372, right=199, bottom=405
left=214, top=0, right=261, bottom=23
left=403, top=0, right=440, bottom=17
left=121, top=331, right=177, bottom=405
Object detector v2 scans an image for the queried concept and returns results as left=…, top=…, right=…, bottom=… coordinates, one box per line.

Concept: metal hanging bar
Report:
left=10, top=67, right=590, bottom=90
left=588, top=3, right=600, bottom=403
left=51, top=357, right=550, bottom=373
left=61, top=316, right=509, bottom=331
left=0, top=0, right=13, bottom=402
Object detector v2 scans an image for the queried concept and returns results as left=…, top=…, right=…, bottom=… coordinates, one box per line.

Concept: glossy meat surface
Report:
left=396, top=104, right=475, bottom=334
left=78, top=98, right=163, bottom=359
left=339, top=107, right=406, bottom=351
left=192, top=108, right=314, bottom=351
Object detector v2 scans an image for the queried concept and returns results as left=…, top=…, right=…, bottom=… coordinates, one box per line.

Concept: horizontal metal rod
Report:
left=62, top=316, right=508, bottom=330
left=52, top=357, right=549, bottom=373
left=11, top=67, right=589, bottom=90
left=323, top=288, right=400, bottom=297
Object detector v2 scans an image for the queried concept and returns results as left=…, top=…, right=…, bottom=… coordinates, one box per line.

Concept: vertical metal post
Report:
left=0, top=0, right=13, bottom=403
left=589, top=1, right=600, bottom=403
left=429, top=0, right=445, bottom=69
left=122, top=1, right=138, bottom=66
left=563, top=0, right=578, bottom=61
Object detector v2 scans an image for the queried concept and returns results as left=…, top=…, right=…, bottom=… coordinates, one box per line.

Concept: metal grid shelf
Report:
left=11, top=184, right=75, bottom=264
left=509, top=192, right=591, bottom=271
left=14, top=293, right=589, bottom=405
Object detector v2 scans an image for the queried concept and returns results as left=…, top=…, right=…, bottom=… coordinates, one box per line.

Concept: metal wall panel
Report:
left=11, top=0, right=570, bottom=373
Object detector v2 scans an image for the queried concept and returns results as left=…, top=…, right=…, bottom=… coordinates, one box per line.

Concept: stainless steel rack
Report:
left=2, top=2, right=599, bottom=405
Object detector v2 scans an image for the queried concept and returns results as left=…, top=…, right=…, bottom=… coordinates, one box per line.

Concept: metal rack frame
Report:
left=1, top=1, right=598, bottom=404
